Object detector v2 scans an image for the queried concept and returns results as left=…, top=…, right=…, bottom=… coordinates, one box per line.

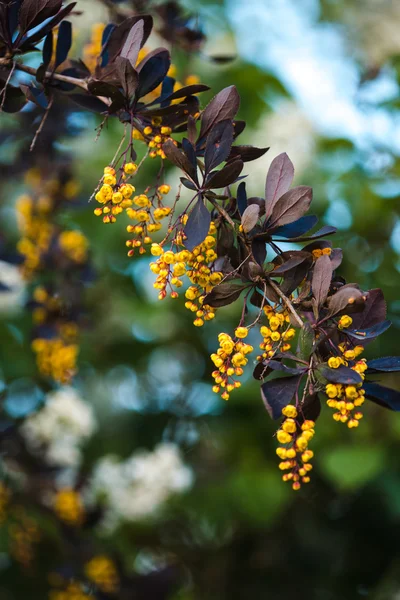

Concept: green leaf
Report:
left=298, top=322, right=314, bottom=361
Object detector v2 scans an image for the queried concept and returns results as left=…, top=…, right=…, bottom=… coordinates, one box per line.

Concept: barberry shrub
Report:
left=1, top=0, right=400, bottom=496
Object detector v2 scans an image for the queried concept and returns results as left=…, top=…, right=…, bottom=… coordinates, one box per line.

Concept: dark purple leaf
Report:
left=183, top=198, right=211, bottom=251
left=247, top=197, right=266, bottom=217
left=366, top=356, right=400, bottom=373
left=199, top=85, right=240, bottom=140
left=280, top=257, right=313, bottom=296
left=216, top=223, right=235, bottom=258
left=69, top=93, right=109, bottom=113
left=206, top=159, right=244, bottom=189
left=162, top=140, right=197, bottom=182
left=136, top=48, right=170, bottom=98
left=261, top=375, right=302, bottom=419
left=18, top=0, right=61, bottom=35
left=346, top=320, right=391, bottom=340
left=273, top=253, right=309, bottom=275
left=241, top=204, right=260, bottom=233
left=120, top=19, right=144, bottom=66
left=19, top=2, right=76, bottom=48
left=88, top=80, right=125, bottom=106
left=351, top=288, right=387, bottom=330
left=268, top=360, right=307, bottom=375
left=187, top=115, right=197, bottom=145
left=153, top=84, right=210, bottom=105
left=326, top=285, right=364, bottom=317
left=228, top=145, right=269, bottom=163
left=181, top=138, right=197, bottom=171
left=55, top=20, right=71, bottom=67
left=203, top=281, right=249, bottom=308
left=100, top=23, right=115, bottom=67
left=180, top=178, right=197, bottom=191
left=312, top=254, right=333, bottom=307
left=252, top=239, right=267, bottom=266
left=318, top=364, right=363, bottom=385
left=232, top=120, right=246, bottom=138
left=273, top=215, right=318, bottom=239
left=8, top=0, right=22, bottom=38
left=116, top=56, right=138, bottom=98
left=288, top=225, right=337, bottom=243
left=254, top=360, right=306, bottom=381
left=104, top=15, right=153, bottom=63
left=265, top=153, right=294, bottom=219
left=250, top=289, right=264, bottom=308
left=364, top=382, right=400, bottom=411
left=237, top=181, right=247, bottom=216
left=330, top=248, right=343, bottom=270
left=204, top=120, right=234, bottom=173
left=42, top=31, right=53, bottom=67
left=298, top=393, right=321, bottom=424
left=269, top=186, right=312, bottom=229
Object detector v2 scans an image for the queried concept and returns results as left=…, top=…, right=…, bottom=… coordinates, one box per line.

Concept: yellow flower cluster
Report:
left=59, top=230, right=88, bottom=263
left=126, top=184, right=172, bottom=255
left=150, top=221, right=223, bottom=323
left=16, top=193, right=53, bottom=277
left=325, top=342, right=367, bottom=427
left=94, top=165, right=136, bottom=223
left=84, top=556, right=119, bottom=594
left=9, top=507, right=40, bottom=568
left=82, top=23, right=105, bottom=73
left=49, top=582, right=92, bottom=600
left=256, top=306, right=294, bottom=362
left=146, top=124, right=176, bottom=159
left=211, top=329, right=253, bottom=400
left=276, top=406, right=314, bottom=490
left=54, top=489, right=84, bottom=526
left=312, top=247, right=332, bottom=259
left=16, top=170, right=81, bottom=278
left=31, top=338, right=79, bottom=384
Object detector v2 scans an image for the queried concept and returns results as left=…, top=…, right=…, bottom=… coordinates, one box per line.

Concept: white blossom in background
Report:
left=0, top=260, right=25, bottom=314
left=21, top=387, right=97, bottom=467
left=89, top=443, right=193, bottom=527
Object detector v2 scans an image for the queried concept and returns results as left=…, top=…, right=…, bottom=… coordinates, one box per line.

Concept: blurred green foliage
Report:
left=1, top=0, right=400, bottom=598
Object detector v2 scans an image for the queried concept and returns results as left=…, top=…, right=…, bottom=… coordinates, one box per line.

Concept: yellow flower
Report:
left=328, top=356, right=341, bottom=369
left=235, top=326, right=248, bottom=339
left=124, top=162, right=138, bottom=175
left=338, top=315, right=353, bottom=329
left=282, top=405, right=297, bottom=418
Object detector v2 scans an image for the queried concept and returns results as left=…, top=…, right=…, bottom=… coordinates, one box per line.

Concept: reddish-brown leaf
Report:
left=241, top=204, right=260, bottom=233
left=269, top=186, right=312, bottom=228
left=199, top=85, right=240, bottom=140
left=265, top=153, right=294, bottom=219
left=312, top=254, right=333, bottom=307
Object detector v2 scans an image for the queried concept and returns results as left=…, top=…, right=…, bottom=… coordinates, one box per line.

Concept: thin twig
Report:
left=267, top=277, right=304, bottom=329
left=208, top=197, right=236, bottom=229
left=0, top=59, right=89, bottom=92
left=30, top=95, right=54, bottom=151
left=0, top=61, right=16, bottom=111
